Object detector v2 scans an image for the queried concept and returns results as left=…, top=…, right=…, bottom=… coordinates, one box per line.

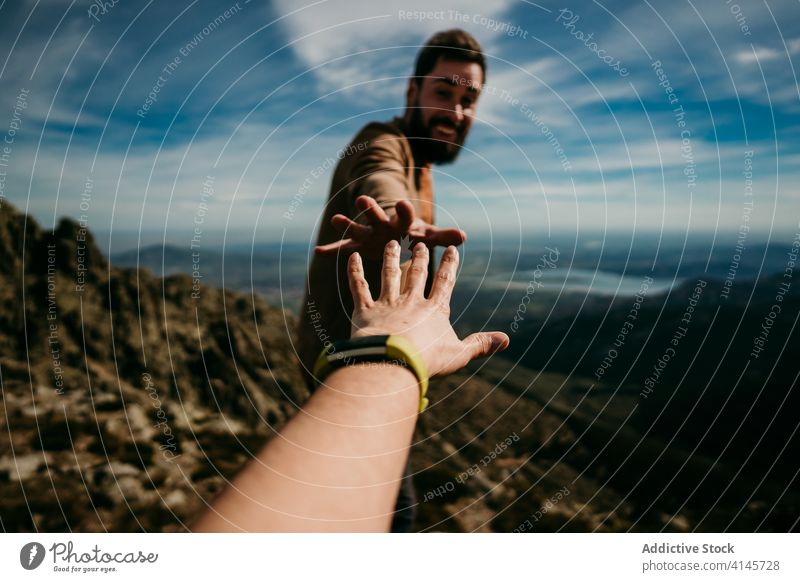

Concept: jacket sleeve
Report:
left=347, top=132, right=410, bottom=220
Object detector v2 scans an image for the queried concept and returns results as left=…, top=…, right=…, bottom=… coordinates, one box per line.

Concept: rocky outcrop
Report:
left=0, top=204, right=308, bottom=531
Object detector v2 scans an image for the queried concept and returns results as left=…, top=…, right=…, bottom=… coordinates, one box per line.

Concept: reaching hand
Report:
left=346, top=240, right=509, bottom=377
left=315, top=195, right=467, bottom=259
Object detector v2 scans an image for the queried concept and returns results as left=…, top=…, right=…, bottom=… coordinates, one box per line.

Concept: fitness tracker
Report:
left=312, top=335, right=429, bottom=412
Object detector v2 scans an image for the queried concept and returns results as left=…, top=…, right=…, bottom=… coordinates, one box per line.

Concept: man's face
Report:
left=406, top=58, right=483, bottom=165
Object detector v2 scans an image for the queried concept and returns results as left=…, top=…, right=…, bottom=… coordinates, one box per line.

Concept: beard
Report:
left=405, top=100, right=468, bottom=165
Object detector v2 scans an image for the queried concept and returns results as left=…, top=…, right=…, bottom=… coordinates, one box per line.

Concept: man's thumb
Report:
left=426, top=227, right=467, bottom=247
left=462, top=332, right=510, bottom=362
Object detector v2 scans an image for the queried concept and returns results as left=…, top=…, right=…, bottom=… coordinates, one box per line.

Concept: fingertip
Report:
left=355, top=195, right=370, bottom=210
left=396, top=200, right=414, bottom=225
left=493, top=333, right=510, bottom=352
left=331, top=215, right=348, bottom=231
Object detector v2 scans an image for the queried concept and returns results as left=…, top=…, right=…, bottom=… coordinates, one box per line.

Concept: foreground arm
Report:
left=192, top=363, right=418, bottom=532
left=193, top=242, right=508, bottom=532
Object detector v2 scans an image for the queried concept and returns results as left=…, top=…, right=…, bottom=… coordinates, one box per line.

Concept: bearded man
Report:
left=296, top=29, right=487, bottom=532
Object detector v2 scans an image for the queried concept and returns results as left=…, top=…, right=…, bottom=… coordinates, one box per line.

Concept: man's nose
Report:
left=442, top=103, right=464, bottom=125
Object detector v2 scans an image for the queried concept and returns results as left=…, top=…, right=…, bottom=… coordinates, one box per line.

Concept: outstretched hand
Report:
left=346, top=240, right=509, bottom=377
left=315, top=195, right=467, bottom=259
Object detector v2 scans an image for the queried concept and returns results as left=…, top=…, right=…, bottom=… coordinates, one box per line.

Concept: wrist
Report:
left=326, top=363, right=418, bottom=399
left=322, top=364, right=420, bottom=425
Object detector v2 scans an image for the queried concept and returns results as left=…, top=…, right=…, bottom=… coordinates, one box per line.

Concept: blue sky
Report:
left=0, top=0, right=798, bottom=251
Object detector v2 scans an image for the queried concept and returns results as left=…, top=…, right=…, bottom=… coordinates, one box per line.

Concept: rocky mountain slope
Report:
left=0, top=203, right=307, bottom=531
left=1, top=203, right=795, bottom=532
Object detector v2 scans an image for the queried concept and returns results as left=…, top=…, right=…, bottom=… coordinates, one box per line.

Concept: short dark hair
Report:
left=413, top=29, right=486, bottom=86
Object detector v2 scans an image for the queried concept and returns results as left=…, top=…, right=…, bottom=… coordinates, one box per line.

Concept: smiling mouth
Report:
left=432, top=124, right=457, bottom=139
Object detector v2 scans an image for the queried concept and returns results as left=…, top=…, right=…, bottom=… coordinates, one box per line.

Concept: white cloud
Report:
left=734, top=46, right=783, bottom=64
left=271, top=0, right=518, bottom=97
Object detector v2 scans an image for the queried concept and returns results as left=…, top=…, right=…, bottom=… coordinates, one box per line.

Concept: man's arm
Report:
left=193, top=242, right=509, bottom=532
left=349, top=135, right=410, bottom=215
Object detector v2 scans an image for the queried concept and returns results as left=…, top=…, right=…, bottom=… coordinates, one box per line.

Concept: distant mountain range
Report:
left=111, top=242, right=311, bottom=314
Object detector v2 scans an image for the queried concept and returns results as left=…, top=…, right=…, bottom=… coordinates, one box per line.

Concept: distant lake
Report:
left=477, top=268, right=678, bottom=296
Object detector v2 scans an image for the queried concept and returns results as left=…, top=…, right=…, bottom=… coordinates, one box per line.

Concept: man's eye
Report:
left=437, top=91, right=452, bottom=99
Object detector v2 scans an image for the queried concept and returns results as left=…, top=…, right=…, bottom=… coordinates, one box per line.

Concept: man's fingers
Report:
left=407, top=222, right=467, bottom=248
left=315, top=238, right=357, bottom=255
left=331, top=214, right=351, bottom=233
left=347, top=252, right=373, bottom=309
left=356, top=195, right=390, bottom=225
left=394, top=200, right=415, bottom=234
left=331, top=214, right=373, bottom=240
left=355, top=194, right=371, bottom=211
left=460, top=332, right=510, bottom=363
left=378, top=239, right=401, bottom=302
left=429, top=245, right=459, bottom=305
left=403, top=243, right=429, bottom=297
left=423, top=226, right=467, bottom=247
